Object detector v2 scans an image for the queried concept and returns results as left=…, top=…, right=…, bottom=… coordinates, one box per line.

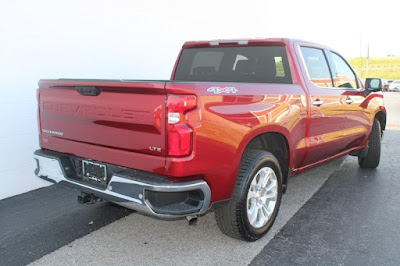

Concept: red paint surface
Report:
left=37, top=38, right=386, bottom=205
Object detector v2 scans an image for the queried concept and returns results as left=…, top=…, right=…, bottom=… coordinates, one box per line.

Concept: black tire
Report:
left=359, top=119, right=381, bottom=168
left=214, top=150, right=282, bottom=241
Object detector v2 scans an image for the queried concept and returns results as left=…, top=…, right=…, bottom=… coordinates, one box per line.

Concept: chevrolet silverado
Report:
left=34, top=38, right=386, bottom=241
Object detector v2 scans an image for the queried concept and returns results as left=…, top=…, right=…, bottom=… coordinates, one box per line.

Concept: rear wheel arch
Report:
left=241, top=132, right=290, bottom=191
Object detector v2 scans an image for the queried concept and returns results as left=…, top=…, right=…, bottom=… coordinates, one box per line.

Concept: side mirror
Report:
left=365, top=78, right=383, bottom=92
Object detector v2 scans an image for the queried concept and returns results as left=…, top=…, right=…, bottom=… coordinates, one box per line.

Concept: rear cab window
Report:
left=173, top=46, right=292, bottom=84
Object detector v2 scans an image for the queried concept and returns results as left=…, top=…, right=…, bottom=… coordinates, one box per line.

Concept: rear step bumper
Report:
left=33, top=149, right=211, bottom=218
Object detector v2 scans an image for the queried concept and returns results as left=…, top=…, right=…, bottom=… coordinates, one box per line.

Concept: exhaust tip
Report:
left=186, top=215, right=198, bottom=226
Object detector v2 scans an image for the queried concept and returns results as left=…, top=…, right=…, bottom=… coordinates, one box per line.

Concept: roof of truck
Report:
left=182, top=38, right=333, bottom=51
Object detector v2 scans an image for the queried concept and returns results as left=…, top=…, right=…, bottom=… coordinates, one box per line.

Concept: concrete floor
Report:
left=251, top=129, right=400, bottom=265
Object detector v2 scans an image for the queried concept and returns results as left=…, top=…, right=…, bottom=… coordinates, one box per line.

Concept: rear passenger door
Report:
left=298, top=46, right=351, bottom=166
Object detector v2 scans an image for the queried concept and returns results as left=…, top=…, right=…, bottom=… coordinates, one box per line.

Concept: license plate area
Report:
left=82, top=160, right=107, bottom=184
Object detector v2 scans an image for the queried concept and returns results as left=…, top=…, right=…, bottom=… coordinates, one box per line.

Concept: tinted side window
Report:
left=300, top=47, right=332, bottom=87
left=174, top=46, right=292, bottom=84
left=330, top=52, right=359, bottom=89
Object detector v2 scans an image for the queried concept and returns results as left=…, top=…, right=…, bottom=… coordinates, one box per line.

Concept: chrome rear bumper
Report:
left=34, top=150, right=211, bottom=218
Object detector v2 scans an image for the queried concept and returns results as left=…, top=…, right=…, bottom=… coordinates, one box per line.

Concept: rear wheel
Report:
left=215, top=150, right=282, bottom=241
left=359, top=119, right=381, bottom=168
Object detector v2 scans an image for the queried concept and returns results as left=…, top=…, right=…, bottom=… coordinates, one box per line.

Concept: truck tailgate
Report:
left=38, top=80, right=167, bottom=159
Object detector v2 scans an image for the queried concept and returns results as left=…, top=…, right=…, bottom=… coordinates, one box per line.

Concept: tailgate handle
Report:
left=75, top=86, right=100, bottom=96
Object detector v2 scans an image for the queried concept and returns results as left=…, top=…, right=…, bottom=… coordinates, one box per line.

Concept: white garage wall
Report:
left=0, top=0, right=396, bottom=200
left=0, top=1, right=185, bottom=199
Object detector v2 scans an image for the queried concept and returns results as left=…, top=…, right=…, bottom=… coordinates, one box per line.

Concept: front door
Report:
left=326, top=51, right=370, bottom=149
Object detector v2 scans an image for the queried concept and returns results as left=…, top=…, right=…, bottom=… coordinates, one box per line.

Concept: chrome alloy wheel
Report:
left=246, top=167, right=278, bottom=228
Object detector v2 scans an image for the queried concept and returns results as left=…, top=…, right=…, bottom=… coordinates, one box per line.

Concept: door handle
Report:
left=345, top=98, right=354, bottom=104
left=312, top=100, right=324, bottom=106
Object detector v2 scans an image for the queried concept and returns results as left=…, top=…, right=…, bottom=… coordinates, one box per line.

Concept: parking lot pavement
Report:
left=251, top=129, right=400, bottom=265
left=24, top=159, right=343, bottom=265
left=0, top=186, right=133, bottom=266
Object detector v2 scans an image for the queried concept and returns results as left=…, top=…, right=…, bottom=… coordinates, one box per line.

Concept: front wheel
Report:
left=215, top=150, right=282, bottom=241
left=359, top=119, right=381, bottom=168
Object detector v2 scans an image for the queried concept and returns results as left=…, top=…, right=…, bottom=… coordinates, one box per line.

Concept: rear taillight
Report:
left=167, top=94, right=197, bottom=156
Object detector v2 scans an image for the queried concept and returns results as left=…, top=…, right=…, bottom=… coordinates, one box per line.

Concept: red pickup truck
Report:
left=34, top=38, right=386, bottom=241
